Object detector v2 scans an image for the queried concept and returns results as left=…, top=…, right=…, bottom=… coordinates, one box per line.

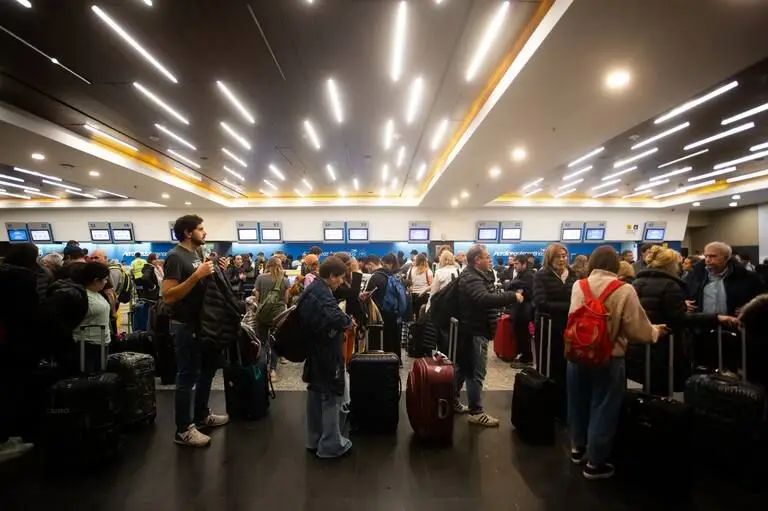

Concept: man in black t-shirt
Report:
left=163, top=215, right=228, bottom=447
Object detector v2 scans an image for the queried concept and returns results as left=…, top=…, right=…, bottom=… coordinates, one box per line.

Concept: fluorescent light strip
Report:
left=687, top=167, right=736, bottom=182
left=602, top=166, right=637, bottom=181
left=634, top=179, right=669, bottom=191
left=722, top=102, right=768, bottom=125
left=390, top=1, right=407, bottom=82
left=98, top=189, right=128, bottom=198
left=220, top=187, right=240, bottom=198
left=649, top=166, right=692, bottom=182
left=391, top=177, right=399, bottom=190
left=750, top=141, right=768, bottom=152
left=382, top=164, right=390, bottom=182
left=133, top=83, right=189, bottom=124
left=430, top=118, right=449, bottom=151
left=416, top=163, right=427, bottom=180
left=326, top=78, right=344, bottom=124
left=84, top=124, right=138, bottom=151
left=222, top=179, right=243, bottom=192
left=554, top=187, right=576, bottom=198
left=26, top=190, right=60, bottom=199
left=0, top=173, right=23, bottom=182
left=591, top=179, right=621, bottom=191
left=630, top=122, right=690, bottom=150
left=653, top=179, right=715, bottom=199
left=65, top=190, right=97, bottom=199
left=562, top=165, right=591, bottom=181
left=466, top=1, right=510, bottom=81
left=173, top=166, right=202, bottom=181
left=657, top=149, right=709, bottom=169
left=268, top=164, right=286, bottom=181
left=13, top=167, right=61, bottom=182
left=42, top=179, right=80, bottom=191
left=558, top=178, right=583, bottom=189
left=326, top=164, right=337, bottom=182
left=168, top=149, right=201, bottom=169
left=0, top=180, right=38, bottom=191
left=683, top=121, right=754, bottom=151
left=726, top=168, right=768, bottom=184
left=353, top=178, right=359, bottom=191
left=15, top=1, right=32, bottom=9
left=220, top=122, right=251, bottom=151
left=613, top=147, right=658, bottom=168
left=405, top=76, right=424, bottom=124
left=303, top=119, right=322, bottom=150
left=623, top=190, right=652, bottom=199
left=293, top=188, right=305, bottom=198
left=714, top=149, right=768, bottom=170
left=263, top=179, right=278, bottom=191
left=384, top=119, right=394, bottom=150
left=302, top=178, right=313, bottom=192
left=155, top=124, right=196, bottom=150
left=0, top=191, right=30, bottom=200
left=223, top=165, right=245, bottom=182
left=522, top=177, right=543, bottom=190
left=523, top=187, right=542, bottom=197
left=396, top=145, right=406, bottom=168
left=221, top=147, right=247, bottom=168
left=216, top=81, right=256, bottom=124
left=568, top=147, right=604, bottom=168
left=91, top=6, right=177, bottom=83
left=654, top=80, right=738, bottom=124
left=592, top=188, right=619, bottom=199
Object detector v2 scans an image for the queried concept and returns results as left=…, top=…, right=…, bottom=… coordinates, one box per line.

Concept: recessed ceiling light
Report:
left=511, top=147, right=527, bottom=162
left=729, top=202, right=738, bottom=207
left=592, top=188, right=619, bottom=199
left=405, top=76, right=424, bottom=124
left=161, top=193, right=170, bottom=199
left=397, top=145, right=406, bottom=168
left=602, top=166, right=637, bottom=181
left=353, top=178, right=359, bottom=191
left=649, top=166, right=692, bottom=182
left=731, top=194, right=741, bottom=200
left=89, top=170, right=100, bottom=177
left=522, top=177, right=543, bottom=190
left=591, top=179, right=621, bottom=191
left=692, top=201, right=701, bottom=207
left=568, top=147, right=604, bottom=168
left=0, top=173, right=23, bottom=182
left=634, top=179, right=669, bottom=191
left=303, top=119, right=322, bottom=150
left=172, top=166, right=202, bottom=181
left=15, top=1, right=32, bottom=8
left=302, top=178, right=313, bottom=192
left=390, top=1, right=407, bottom=82
left=466, top=1, right=510, bottom=81
left=223, top=165, right=245, bottom=181
left=133, top=83, right=189, bottom=124
left=554, top=187, right=577, bottom=198
left=750, top=141, right=768, bottom=152
left=683, top=121, right=754, bottom=151
left=416, top=162, right=428, bottom=180
left=563, top=165, right=592, bottom=181
left=630, top=122, right=690, bottom=150
left=460, top=190, right=469, bottom=199
left=84, top=124, right=138, bottom=151
left=655, top=80, right=738, bottom=124
left=263, top=179, right=278, bottom=191
left=220, top=122, right=251, bottom=151
left=92, top=6, right=177, bottom=83
left=523, top=187, right=542, bottom=197
left=98, top=189, right=128, bottom=199
left=559, top=179, right=583, bottom=189
left=657, top=149, right=709, bottom=169
left=430, top=118, right=449, bottom=151
left=268, top=164, right=286, bottom=181
left=42, top=179, right=80, bottom=191
left=326, top=164, right=337, bottom=182
left=155, top=124, right=196, bottom=151
left=722, top=102, right=768, bottom=125
left=613, top=147, right=658, bottom=168
left=381, top=163, right=389, bottom=182
left=326, top=78, right=344, bottom=124
left=142, top=0, right=153, bottom=6
left=726, top=168, right=768, bottom=183
left=714, top=149, right=768, bottom=170
left=687, top=168, right=736, bottom=182
left=31, top=153, right=45, bottom=160
left=13, top=167, right=61, bottom=181
left=221, top=147, right=247, bottom=167
left=450, top=197, right=459, bottom=207
left=184, top=201, right=191, bottom=205
left=168, top=149, right=201, bottom=169
left=384, top=119, right=394, bottom=151
left=489, top=166, right=501, bottom=179
left=216, top=81, right=256, bottom=125
left=604, top=69, right=631, bottom=90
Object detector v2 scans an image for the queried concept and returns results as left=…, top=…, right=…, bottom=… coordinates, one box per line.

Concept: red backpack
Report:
left=564, top=279, right=624, bottom=366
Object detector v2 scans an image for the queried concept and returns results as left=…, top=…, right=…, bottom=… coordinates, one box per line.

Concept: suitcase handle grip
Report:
left=537, top=314, right=552, bottom=378
left=643, top=334, right=674, bottom=398
left=713, top=325, right=749, bottom=381
left=437, top=398, right=450, bottom=419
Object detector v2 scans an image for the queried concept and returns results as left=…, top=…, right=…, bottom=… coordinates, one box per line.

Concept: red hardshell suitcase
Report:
left=406, top=317, right=457, bottom=443
left=493, top=313, right=516, bottom=361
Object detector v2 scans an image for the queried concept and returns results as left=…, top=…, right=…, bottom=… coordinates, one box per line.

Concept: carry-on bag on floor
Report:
left=493, top=313, right=516, bottom=361
left=111, top=331, right=154, bottom=357
left=130, top=300, right=150, bottom=333
left=511, top=314, right=556, bottom=445
left=107, top=351, right=157, bottom=427
left=404, top=320, right=430, bottom=358
left=615, top=335, right=692, bottom=490
left=44, top=326, right=120, bottom=467
left=406, top=317, right=458, bottom=443
left=223, top=339, right=274, bottom=421
left=684, top=327, right=767, bottom=475
left=349, top=324, right=401, bottom=434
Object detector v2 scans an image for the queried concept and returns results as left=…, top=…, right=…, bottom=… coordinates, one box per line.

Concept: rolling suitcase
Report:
left=511, top=314, right=556, bottom=445
left=223, top=339, right=273, bottom=421
left=493, top=313, right=516, bottom=361
left=615, top=335, right=692, bottom=492
left=406, top=317, right=457, bottom=443
left=106, top=351, right=157, bottom=427
left=44, top=326, right=120, bottom=468
left=111, top=331, right=154, bottom=357
left=349, top=324, right=401, bottom=434
left=131, top=301, right=150, bottom=332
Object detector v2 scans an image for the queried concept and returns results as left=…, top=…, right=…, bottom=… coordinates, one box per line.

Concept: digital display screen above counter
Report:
left=585, top=228, right=605, bottom=241
left=30, top=230, right=52, bottom=242
left=645, top=228, right=665, bottom=241
left=324, top=228, right=344, bottom=241
left=260, top=228, right=282, bottom=241
left=408, top=228, right=429, bottom=241
left=501, top=228, right=521, bottom=241
left=477, top=228, right=499, bottom=241
left=8, top=229, right=28, bottom=242
left=348, top=228, right=369, bottom=241
left=111, top=229, right=133, bottom=242
left=237, top=229, right=258, bottom=241
left=561, top=228, right=583, bottom=241
left=90, top=229, right=111, bottom=242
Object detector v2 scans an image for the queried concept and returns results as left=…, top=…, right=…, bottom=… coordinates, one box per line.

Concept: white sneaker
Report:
left=468, top=412, right=500, bottom=427
left=197, top=413, right=229, bottom=428
left=0, top=437, right=34, bottom=463
left=454, top=402, right=470, bottom=414
left=174, top=425, right=211, bottom=447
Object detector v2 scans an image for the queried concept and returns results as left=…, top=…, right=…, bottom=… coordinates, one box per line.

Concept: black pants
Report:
left=411, top=293, right=429, bottom=321
left=514, top=318, right=532, bottom=361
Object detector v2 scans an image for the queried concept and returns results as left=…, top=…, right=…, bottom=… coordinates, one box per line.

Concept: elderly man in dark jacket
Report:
left=299, top=256, right=353, bottom=458
left=455, top=244, right=518, bottom=427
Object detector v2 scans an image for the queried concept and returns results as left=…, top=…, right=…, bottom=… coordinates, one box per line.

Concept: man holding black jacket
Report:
left=506, top=255, right=535, bottom=367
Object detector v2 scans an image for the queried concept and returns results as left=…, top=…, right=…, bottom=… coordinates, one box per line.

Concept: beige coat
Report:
left=569, top=269, right=659, bottom=357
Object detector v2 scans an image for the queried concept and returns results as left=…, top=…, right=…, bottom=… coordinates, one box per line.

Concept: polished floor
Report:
left=1, top=390, right=766, bottom=511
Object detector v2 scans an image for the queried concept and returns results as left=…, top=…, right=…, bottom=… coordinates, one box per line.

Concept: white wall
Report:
left=0, top=207, right=689, bottom=242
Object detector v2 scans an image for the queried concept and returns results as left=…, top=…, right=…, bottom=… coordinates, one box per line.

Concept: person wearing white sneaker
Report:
left=454, top=245, right=520, bottom=428
left=164, top=215, right=229, bottom=447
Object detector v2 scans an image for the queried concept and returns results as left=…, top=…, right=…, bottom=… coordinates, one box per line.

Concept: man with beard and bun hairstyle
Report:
left=163, top=215, right=229, bottom=447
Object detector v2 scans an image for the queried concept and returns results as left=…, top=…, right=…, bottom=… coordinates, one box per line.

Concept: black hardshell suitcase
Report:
left=106, top=351, right=157, bottom=426
left=223, top=339, right=273, bottom=421
left=511, top=314, right=556, bottom=445
left=44, top=326, right=121, bottom=467
left=349, top=324, right=401, bottom=434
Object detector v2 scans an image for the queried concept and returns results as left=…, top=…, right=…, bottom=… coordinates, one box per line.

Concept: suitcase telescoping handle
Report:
left=537, top=314, right=552, bottom=378
left=642, top=334, right=675, bottom=398
left=79, top=325, right=108, bottom=374
left=447, top=317, right=459, bottom=363
left=715, top=325, right=749, bottom=381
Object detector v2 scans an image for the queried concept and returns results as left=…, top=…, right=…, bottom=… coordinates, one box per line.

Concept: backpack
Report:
left=272, top=304, right=306, bottom=362
left=43, top=279, right=89, bottom=335
left=429, top=272, right=461, bottom=329
left=256, top=277, right=285, bottom=325
left=564, top=279, right=625, bottom=366
left=380, top=272, right=408, bottom=321
left=110, top=264, right=134, bottom=303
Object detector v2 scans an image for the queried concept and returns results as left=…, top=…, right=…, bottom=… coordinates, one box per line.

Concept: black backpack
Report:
left=429, top=272, right=461, bottom=329
left=44, top=279, right=88, bottom=334
left=272, top=304, right=306, bottom=362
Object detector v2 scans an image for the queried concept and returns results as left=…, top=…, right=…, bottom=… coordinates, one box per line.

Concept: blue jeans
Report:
left=567, top=358, right=626, bottom=465
left=172, top=323, right=219, bottom=432
left=306, top=389, right=352, bottom=458
left=454, top=335, right=489, bottom=414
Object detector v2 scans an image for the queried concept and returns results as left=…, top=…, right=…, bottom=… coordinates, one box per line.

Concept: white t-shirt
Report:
left=409, top=267, right=433, bottom=295
left=426, top=265, right=461, bottom=311
left=73, top=289, right=112, bottom=345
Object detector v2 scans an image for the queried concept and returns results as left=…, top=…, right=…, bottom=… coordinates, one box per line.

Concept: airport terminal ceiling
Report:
left=0, top=0, right=768, bottom=211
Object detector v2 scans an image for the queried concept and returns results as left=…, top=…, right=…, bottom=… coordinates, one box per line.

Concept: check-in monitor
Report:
left=477, top=228, right=499, bottom=241
left=348, top=228, right=368, bottom=241
left=8, top=228, right=28, bottom=242
left=645, top=228, right=665, bottom=241
left=561, top=228, right=583, bottom=241
left=237, top=228, right=258, bottom=241
left=501, top=228, right=522, bottom=241
left=30, top=229, right=51, bottom=242
left=324, top=228, right=344, bottom=241
left=408, top=228, right=429, bottom=241
left=584, top=228, right=605, bottom=241
left=260, top=228, right=281, bottom=241
left=90, top=229, right=111, bottom=242
left=111, top=229, right=133, bottom=242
